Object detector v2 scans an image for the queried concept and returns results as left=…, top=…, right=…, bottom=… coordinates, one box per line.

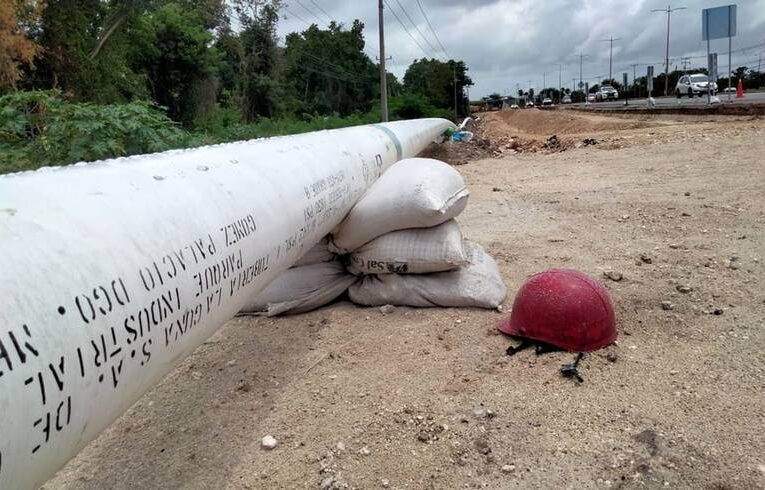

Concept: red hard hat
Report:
left=498, top=269, right=617, bottom=352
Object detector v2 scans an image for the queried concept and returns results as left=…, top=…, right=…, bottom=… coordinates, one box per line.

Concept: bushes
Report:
left=0, top=90, right=455, bottom=174
left=0, top=90, right=189, bottom=173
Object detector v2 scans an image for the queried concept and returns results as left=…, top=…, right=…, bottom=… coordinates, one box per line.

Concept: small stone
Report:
left=604, top=271, right=623, bottom=282
left=684, top=192, right=691, bottom=196
left=758, top=464, right=765, bottom=474
left=379, top=304, right=396, bottom=315
left=501, top=464, right=516, bottom=473
left=335, top=442, right=346, bottom=452
left=728, top=261, right=739, bottom=270
left=661, top=301, right=674, bottom=311
left=417, top=431, right=430, bottom=442
left=606, top=353, right=618, bottom=363
left=191, top=371, right=203, bottom=380
left=492, top=187, right=503, bottom=192
left=227, top=359, right=237, bottom=366
left=487, top=210, right=493, bottom=214
left=710, top=308, right=724, bottom=316
left=455, top=319, right=463, bottom=324
left=359, top=447, right=371, bottom=456
left=261, top=435, right=277, bottom=450
left=640, top=254, right=653, bottom=264
left=381, top=479, right=390, bottom=488
left=669, top=243, right=680, bottom=249
left=320, top=476, right=335, bottom=490
left=676, top=285, right=693, bottom=294
left=621, top=214, right=630, bottom=220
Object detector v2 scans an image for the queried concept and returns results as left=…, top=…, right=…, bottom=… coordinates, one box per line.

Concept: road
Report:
left=569, top=91, right=765, bottom=109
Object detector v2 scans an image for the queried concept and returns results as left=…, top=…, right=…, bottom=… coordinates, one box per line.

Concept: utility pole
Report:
left=632, top=63, right=638, bottom=97
left=651, top=4, right=687, bottom=97
left=578, top=53, right=589, bottom=98
left=559, top=64, right=562, bottom=98
left=543, top=72, right=546, bottom=96
left=453, top=64, right=458, bottom=119
left=599, top=36, right=622, bottom=81
left=378, top=0, right=388, bottom=122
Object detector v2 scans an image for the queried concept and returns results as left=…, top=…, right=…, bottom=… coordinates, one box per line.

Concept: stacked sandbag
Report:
left=348, top=241, right=506, bottom=309
left=330, top=157, right=469, bottom=253
left=336, top=157, right=506, bottom=310
left=240, top=237, right=357, bottom=317
left=346, top=219, right=466, bottom=275
left=241, top=156, right=507, bottom=316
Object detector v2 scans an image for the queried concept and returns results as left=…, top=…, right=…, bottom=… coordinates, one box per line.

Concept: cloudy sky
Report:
left=274, top=0, right=765, bottom=97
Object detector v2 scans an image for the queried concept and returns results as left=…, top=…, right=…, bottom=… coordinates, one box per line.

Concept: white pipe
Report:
left=0, top=118, right=453, bottom=489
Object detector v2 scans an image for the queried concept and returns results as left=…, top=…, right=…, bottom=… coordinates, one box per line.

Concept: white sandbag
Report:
left=347, top=220, right=466, bottom=275
left=348, top=241, right=506, bottom=309
left=241, top=260, right=357, bottom=316
left=330, top=158, right=469, bottom=253
left=293, top=236, right=335, bottom=267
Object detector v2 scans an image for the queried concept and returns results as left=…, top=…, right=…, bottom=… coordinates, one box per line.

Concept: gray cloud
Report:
left=276, top=0, right=765, bottom=97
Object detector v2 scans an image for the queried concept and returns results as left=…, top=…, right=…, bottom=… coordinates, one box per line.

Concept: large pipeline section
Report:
left=0, top=118, right=453, bottom=489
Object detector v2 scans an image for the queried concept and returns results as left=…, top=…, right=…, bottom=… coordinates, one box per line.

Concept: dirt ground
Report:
left=47, top=109, right=765, bottom=489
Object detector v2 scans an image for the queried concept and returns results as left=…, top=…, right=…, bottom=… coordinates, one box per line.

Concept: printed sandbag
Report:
left=348, top=241, right=506, bottom=309
left=347, top=220, right=466, bottom=275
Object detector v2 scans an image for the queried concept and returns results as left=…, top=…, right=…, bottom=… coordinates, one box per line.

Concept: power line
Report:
left=294, top=0, right=325, bottom=26
left=382, top=0, right=431, bottom=58
left=393, top=0, right=438, bottom=56
left=308, top=0, right=333, bottom=24
left=415, top=0, right=449, bottom=58
left=284, top=6, right=312, bottom=27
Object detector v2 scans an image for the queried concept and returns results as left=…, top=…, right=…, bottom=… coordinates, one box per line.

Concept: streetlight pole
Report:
left=378, top=0, right=388, bottom=122
left=600, top=36, right=622, bottom=81
left=651, top=4, right=686, bottom=97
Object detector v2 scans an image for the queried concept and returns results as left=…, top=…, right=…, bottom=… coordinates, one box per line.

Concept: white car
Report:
left=675, top=74, right=717, bottom=97
left=562, top=95, right=572, bottom=104
left=542, top=97, right=553, bottom=106
left=595, top=84, right=619, bottom=101
left=510, top=104, right=519, bottom=109
left=587, top=94, right=596, bottom=103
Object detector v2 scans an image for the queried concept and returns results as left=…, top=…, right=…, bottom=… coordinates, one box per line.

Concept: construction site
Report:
left=36, top=107, right=765, bottom=489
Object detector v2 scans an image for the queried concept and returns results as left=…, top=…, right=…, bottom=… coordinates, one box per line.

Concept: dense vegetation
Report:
left=0, top=0, right=472, bottom=172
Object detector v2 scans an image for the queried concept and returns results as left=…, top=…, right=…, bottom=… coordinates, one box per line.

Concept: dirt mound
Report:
left=482, top=108, right=657, bottom=138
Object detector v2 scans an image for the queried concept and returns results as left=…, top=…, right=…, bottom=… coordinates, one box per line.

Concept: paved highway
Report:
left=568, top=91, right=765, bottom=109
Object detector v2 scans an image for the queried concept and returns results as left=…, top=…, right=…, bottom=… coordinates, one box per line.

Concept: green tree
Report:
left=236, top=2, right=281, bottom=120
left=284, top=20, right=377, bottom=116
left=130, top=3, right=217, bottom=124
left=403, top=58, right=472, bottom=116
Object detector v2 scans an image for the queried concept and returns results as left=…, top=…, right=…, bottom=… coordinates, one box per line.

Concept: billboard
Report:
left=702, top=5, right=736, bottom=41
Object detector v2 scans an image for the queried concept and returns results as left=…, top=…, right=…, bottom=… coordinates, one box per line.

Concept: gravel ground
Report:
left=46, top=111, right=765, bottom=490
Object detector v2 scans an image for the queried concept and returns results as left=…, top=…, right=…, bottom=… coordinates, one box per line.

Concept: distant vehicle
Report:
left=587, top=93, right=596, bottom=103
left=562, top=95, right=572, bottom=104
left=510, top=104, right=519, bottom=109
left=722, top=86, right=736, bottom=93
left=526, top=101, right=535, bottom=108
left=675, top=74, right=717, bottom=97
left=595, top=84, right=618, bottom=101
left=542, top=97, right=553, bottom=106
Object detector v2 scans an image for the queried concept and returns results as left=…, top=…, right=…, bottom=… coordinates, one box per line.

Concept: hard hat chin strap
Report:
left=559, top=353, right=585, bottom=383
left=505, top=339, right=561, bottom=357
